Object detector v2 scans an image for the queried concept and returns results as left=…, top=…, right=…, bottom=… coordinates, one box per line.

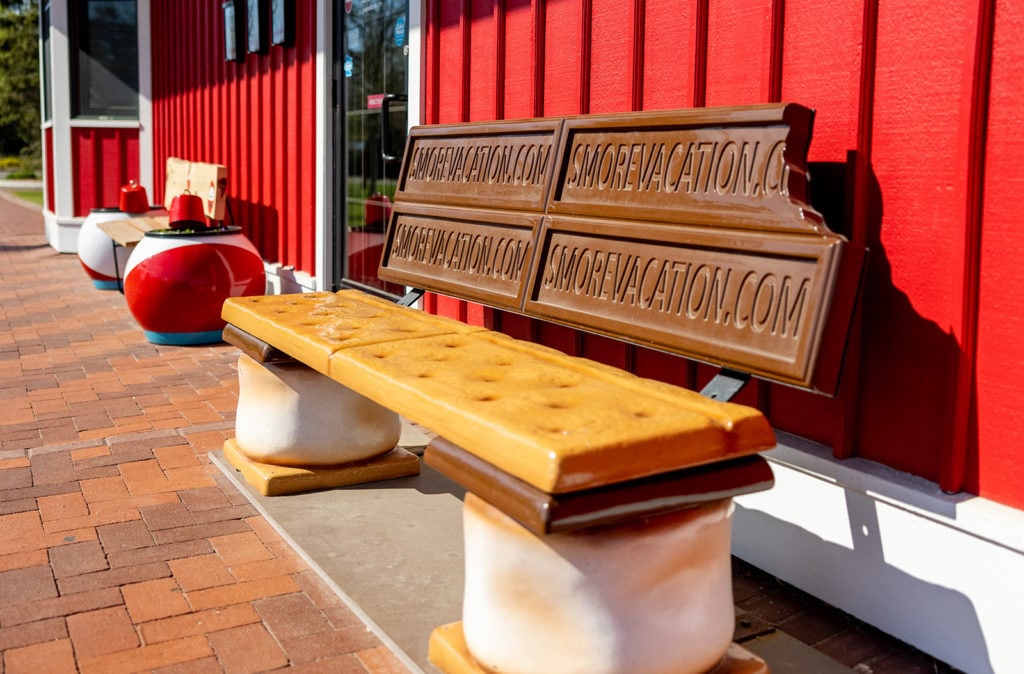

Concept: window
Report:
left=71, top=0, right=138, bottom=118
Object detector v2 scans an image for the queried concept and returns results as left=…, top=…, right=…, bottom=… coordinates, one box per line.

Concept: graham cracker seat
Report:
left=222, top=288, right=777, bottom=673
left=221, top=289, right=776, bottom=531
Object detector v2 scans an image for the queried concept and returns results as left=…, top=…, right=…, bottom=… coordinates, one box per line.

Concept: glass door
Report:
left=333, top=0, right=409, bottom=295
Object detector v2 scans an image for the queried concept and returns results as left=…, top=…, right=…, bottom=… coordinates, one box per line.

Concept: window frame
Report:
left=69, top=0, right=140, bottom=120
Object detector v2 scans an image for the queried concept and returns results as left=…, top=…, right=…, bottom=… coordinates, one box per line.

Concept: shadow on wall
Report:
left=224, top=197, right=313, bottom=293
left=850, top=158, right=969, bottom=489
left=763, top=156, right=971, bottom=488
left=224, top=195, right=279, bottom=264
left=732, top=158, right=989, bottom=671
left=799, top=154, right=973, bottom=489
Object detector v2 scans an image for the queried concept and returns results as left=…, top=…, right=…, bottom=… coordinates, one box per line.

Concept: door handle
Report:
left=381, top=93, right=408, bottom=163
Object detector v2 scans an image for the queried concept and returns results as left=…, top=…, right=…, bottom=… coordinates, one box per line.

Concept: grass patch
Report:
left=5, top=189, right=43, bottom=207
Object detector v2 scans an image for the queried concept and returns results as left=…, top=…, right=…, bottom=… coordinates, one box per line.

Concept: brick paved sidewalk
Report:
left=0, top=193, right=412, bottom=673
left=0, top=191, right=958, bottom=674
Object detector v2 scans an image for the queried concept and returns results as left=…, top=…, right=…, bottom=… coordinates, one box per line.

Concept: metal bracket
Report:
left=699, top=368, right=751, bottom=403
left=111, top=239, right=124, bottom=294
left=397, top=288, right=424, bottom=307
left=381, top=93, right=409, bottom=163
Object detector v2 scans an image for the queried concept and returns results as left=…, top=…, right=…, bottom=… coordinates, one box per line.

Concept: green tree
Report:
left=0, top=0, right=40, bottom=159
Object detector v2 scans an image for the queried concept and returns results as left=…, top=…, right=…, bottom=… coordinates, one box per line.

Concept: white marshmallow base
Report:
left=234, top=354, right=401, bottom=466
left=77, top=209, right=131, bottom=282
left=461, top=493, right=736, bottom=674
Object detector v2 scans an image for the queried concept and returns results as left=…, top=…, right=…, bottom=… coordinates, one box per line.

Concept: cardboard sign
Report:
left=164, top=157, right=229, bottom=221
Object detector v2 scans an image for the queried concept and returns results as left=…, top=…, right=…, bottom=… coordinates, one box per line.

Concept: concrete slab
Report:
left=211, top=449, right=466, bottom=673
left=742, top=631, right=853, bottom=674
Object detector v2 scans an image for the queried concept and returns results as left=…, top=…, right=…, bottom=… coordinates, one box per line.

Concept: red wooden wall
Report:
left=975, top=0, right=1024, bottom=509
left=44, top=127, right=55, bottom=213
left=422, top=0, right=1024, bottom=508
left=71, top=128, right=140, bottom=215
left=150, top=0, right=319, bottom=274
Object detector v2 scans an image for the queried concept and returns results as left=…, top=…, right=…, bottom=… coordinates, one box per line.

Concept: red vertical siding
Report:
left=502, top=0, right=546, bottom=339
left=704, top=0, right=773, bottom=107
left=973, top=0, right=1023, bottom=503
left=466, top=0, right=498, bottom=331
left=632, top=0, right=700, bottom=384
left=426, top=0, right=472, bottom=320
left=856, top=1, right=980, bottom=482
left=695, top=0, right=777, bottom=407
left=44, top=127, right=55, bottom=213
left=588, top=0, right=637, bottom=113
left=537, top=0, right=594, bottom=356
left=541, top=0, right=582, bottom=116
left=70, top=127, right=141, bottom=215
left=779, top=1, right=861, bottom=159
left=150, top=0, right=317, bottom=274
left=468, top=0, right=496, bottom=122
left=500, top=0, right=539, bottom=120
left=642, top=0, right=697, bottom=111
left=417, top=0, right=1023, bottom=507
left=764, top=0, right=866, bottom=452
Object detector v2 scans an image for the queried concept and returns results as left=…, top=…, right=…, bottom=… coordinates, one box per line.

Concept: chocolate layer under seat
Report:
left=222, top=289, right=775, bottom=494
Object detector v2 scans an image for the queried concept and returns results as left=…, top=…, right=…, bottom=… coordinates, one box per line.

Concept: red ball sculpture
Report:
left=123, top=227, right=265, bottom=345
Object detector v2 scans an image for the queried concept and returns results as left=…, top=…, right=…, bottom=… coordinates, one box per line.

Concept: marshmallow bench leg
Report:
left=425, top=438, right=772, bottom=674
left=224, top=353, right=419, bottom=496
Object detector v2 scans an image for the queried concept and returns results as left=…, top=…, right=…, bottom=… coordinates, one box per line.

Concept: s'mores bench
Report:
left=220, top=104, right=863, bottom=674
left=223, top=289, right=777, bottom=673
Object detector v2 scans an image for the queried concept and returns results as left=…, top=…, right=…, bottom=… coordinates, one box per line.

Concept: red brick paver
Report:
left=0, top=192, right=411, bottom=672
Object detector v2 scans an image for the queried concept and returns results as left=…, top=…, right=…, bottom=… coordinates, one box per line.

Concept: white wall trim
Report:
left=264, top=261, right=318, bottom=295
left=313, top=0, right=330, bottom=292
left=47, top=1, right=74, bottom=224
left=42, top=1, right=78, bottom=252
left=67, top=119, right=140, bottom=129
left=136, top=0, right=154, bottom=198
left=733, top=432, right=1024, bottom=674
left=407, top=0, right=423, bottom=129
left=41, top=211, right=79, bottom=254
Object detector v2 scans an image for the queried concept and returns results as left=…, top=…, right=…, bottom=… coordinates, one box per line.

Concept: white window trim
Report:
left=314, top=0, right=330, bottom=291
left=43, top=1, right=150, bottom=230
left=138, top=0, right=154, bottom=202
left=68, top=119, right=140, bottom=128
